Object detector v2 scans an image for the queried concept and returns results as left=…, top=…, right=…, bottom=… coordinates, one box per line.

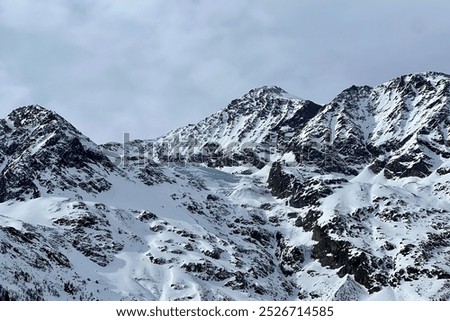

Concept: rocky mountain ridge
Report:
left=149, top=86, right=322, bottom=167
left=1, top=71, right=450, bottom=300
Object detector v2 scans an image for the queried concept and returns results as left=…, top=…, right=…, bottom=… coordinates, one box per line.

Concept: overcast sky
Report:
left=1, top=0, right=450, bottom=143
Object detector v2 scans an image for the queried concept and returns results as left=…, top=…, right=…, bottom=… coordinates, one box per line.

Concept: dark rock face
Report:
left=276, top=232, right=305, bottom=276
left=268, top=162, right=346, bottom=209
left=311, top=224, right=387, bottom=293
left=267, top=162, right=296, bottom=199
left=383, top=152, right=432, bottom=178
left=53, top=203, right=123, bottom=267
left=0, top=105, right=115, bottom=202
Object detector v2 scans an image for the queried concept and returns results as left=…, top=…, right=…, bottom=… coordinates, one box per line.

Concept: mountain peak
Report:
left=411, top=70, right=450, bottom=79
left=0, top=105, right=117, bottom=202
left=246, top=85, right=287, bottom=97
left=400, top=71, right=450, bottom=85
left=381, top=71, right=450, bottom=92
left=225, top=85, right=305, bottom=114
left=5, top=104, right=62, bottom=130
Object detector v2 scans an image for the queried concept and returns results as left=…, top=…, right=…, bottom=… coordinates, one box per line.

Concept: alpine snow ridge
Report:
left=1, top=71, right=450, bottom=301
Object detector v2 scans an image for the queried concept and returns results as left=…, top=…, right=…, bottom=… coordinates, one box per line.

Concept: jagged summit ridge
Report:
left=246, top=85, right=288, bottom=96
left=241, top=85, right=304, bottom=102
left=5, top=105, right=57, bottom=127
left=149, top=86, right=322, bottom=167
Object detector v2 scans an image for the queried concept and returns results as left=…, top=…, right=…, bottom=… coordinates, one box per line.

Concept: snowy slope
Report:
left=1, top=72, right=450, bottom=301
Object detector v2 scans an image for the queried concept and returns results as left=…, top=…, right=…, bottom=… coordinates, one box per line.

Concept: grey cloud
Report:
left=0, top=0, right=450, bottom=143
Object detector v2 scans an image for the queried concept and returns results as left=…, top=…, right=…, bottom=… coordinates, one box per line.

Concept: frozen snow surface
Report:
left=1, top=72, right=450, bottom=301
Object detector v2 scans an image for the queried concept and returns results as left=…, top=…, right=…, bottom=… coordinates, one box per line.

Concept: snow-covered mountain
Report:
left=150, top=86, right=322, bottom=167
left=1, top=71, right=450, bottom=301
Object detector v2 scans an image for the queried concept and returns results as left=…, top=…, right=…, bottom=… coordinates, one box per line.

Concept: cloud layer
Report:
left=1, top=0, right=450, bottom=142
